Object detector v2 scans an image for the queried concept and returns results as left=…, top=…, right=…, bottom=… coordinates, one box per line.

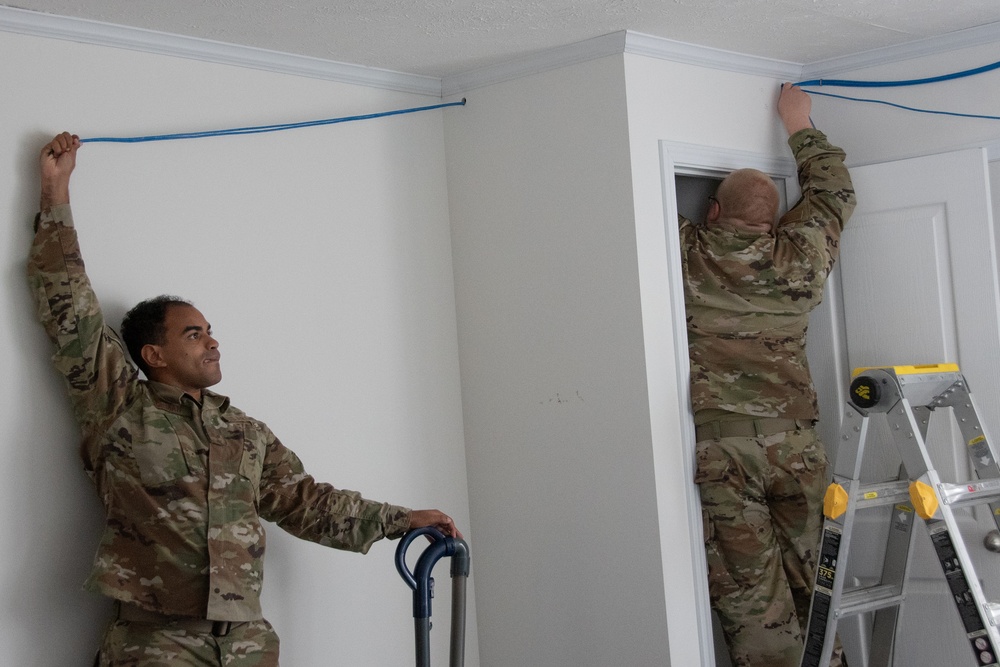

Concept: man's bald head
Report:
left=707, top=169, right=779, bottom=234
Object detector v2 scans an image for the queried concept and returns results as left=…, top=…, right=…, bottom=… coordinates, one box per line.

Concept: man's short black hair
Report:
left=120, top=295, right=192, bottom=376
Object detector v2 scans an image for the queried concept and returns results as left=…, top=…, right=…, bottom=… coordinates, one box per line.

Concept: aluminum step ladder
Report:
left=800, top=364, right=1000, bottom=667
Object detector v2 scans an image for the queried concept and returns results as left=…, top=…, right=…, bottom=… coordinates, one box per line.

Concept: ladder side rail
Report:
left=800, top=408, right=873, bottom=667
left=885, top=399, right=934, bottom=482
left=925, top=517, right=1000, bottom=667
left=800, top=525, right=848, bottom=667
left=832, top=405, right=874, bottom=480
left=864, top=408, right=929, bottom=667
left=944, top=383, right=1000, bottom=532
left=891, top=385, right=1000, bottom=666
left=936, top=381, right=1000, bottom=480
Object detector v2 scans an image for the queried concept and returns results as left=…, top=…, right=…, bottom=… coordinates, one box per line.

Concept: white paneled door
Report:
left=821, top=148, right=1000, bottom=666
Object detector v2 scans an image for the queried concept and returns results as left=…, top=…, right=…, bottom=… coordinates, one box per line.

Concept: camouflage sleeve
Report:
left=257, top=426, right=413, bottom=553
left=774, top=128, right=857, bottom=275
left=26, top=205, right=137, bottom=455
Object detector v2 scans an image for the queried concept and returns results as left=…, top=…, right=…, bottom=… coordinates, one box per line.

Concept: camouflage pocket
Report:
left=693, top=439, right=733, bottom=485
left=783, top=438, right=828, bottom=475
left=235, top=421, right=265, bottom=490
left=132, top=433, right=191, bottom=486
left=703, top=509, right=741, bottom=601
left=132, top=406, right=191, bottom=486
left=802, top=444, right=828, bottom=472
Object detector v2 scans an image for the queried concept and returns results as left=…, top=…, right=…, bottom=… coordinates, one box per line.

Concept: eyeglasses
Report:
left=707, top=196, right=719, bottom=206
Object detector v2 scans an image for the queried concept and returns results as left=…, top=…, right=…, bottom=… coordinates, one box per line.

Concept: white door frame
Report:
left=658, top=139, right=796, bottom=665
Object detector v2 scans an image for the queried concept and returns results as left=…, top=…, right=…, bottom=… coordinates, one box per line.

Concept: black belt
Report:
left=116, top=602, right=245, bottom=638
left=695, top=418, right=813, bottom=442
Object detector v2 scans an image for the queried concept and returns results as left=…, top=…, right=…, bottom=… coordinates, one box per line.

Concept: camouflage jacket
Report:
left=27, top=205, right=412, bottom=622
left=681, top=129, right=856, bottom=421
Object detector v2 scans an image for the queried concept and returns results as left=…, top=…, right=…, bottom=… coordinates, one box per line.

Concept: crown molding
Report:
left=442, top=30, right=804, bottom=95
left=624, top=31, right=803, bottom=81
left=441, top=32, right=627, bottom=97
left=0, top=5, right=442, bottom=97
left=4, top=5, right=1000, bottom=104
left=801, top=21, right=1000, bottom=80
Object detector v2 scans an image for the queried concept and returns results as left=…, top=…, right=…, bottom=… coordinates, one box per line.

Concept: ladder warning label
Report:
left=930, top=528, right=999, bottom=665
left=815, top=528, right=841, bottom=590
left=891, top=504, right=913, bottom=532
left=801, top=528, right=842, bottom=667
left=970, top=632, right=1000, bottom=667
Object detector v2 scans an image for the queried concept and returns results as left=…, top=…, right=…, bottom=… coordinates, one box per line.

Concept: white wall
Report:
left=1, top=31, right=477, bottom=666
left=623, top=55, right=802, bottom=667
left=792, top=42, right=1000, bottom=458
left=444, top=56, right=674, bottom=666
left=442, top=47, right=848, bottom=667
left=812, top=41, right=1000, bottom=166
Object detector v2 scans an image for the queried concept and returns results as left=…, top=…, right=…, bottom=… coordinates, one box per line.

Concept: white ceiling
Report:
left=5, top=0, right=1000, bottom=78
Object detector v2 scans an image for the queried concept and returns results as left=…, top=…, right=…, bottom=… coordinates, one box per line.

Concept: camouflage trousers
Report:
left=96, top=617, right=280, bottom=666
left=695, top=425, right=845, bottom=667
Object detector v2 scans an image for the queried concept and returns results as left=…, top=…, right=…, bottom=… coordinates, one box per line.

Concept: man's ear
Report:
left=141, top=344, right=167, bottom=370
left=706, top=198, right=721, bottom=224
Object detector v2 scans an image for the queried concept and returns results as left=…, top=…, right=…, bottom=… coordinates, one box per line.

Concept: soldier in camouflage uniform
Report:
left=28, top=132, right=462, bottom=667
left=681, top=84, right=856, bottom=667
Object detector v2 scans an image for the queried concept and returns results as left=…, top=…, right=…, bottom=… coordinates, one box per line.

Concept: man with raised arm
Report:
left=681, top=83, right=856, bottom=666
left=28, top=131, right=461, bottom=666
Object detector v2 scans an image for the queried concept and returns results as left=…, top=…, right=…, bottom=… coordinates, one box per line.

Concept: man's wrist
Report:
left=783, top=117, right=812, bottom=136
left=39, top=185, right=70, bottom=212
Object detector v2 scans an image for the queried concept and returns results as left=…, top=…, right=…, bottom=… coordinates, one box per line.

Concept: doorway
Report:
left=673, top=170, right=796, bottom=667
left=665, top=141, right=1000, bottom=666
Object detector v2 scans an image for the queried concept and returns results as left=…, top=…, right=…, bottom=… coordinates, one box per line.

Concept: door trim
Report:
left=659, top=140, right=796, bottom=665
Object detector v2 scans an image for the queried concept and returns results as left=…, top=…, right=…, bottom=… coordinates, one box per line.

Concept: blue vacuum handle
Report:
left=396, top=527, right=471, bottom=667
left=395, top=526, right=446, bottom=594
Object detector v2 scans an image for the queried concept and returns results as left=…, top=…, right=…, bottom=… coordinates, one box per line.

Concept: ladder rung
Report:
left=855, top=481, right=912, bottom=508
left=939, top=479, right=1000, bottom=508
left=837, top=584, right=905, bottom=617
